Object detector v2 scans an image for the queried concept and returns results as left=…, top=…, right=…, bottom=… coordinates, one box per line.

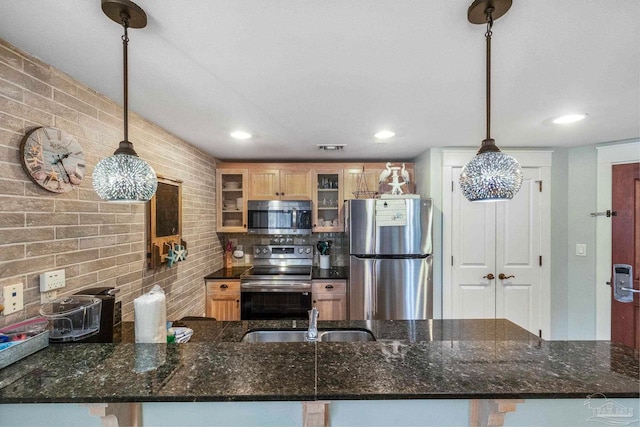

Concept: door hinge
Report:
left=536, top=180, right=542, bottom=192
left=451, top=181, right=454, bottom=192
left=539, top=256, right=542, bottom=266
left=451, top=255, right=454, bottom=266
left=538, top=329, right=542, bottom=338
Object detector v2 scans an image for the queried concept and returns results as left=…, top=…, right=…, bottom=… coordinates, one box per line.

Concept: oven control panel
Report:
left=253, top=245, right=313, bottom=259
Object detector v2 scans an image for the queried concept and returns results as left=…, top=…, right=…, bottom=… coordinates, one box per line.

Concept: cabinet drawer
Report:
left=206, top=280, right=240, bottom=295
left=312, top=280, right=346, bottom=295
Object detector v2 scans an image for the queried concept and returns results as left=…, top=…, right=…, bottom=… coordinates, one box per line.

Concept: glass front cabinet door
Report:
left=217, top=169, right=247, bottom=232
left=312, top=169, right=343, bottom=232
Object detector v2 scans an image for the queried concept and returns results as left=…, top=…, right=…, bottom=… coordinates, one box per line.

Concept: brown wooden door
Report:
left=611, top=162, right=640, bottom=350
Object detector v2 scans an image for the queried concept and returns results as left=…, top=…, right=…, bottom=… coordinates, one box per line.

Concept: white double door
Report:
left=443, top=151, right=551, bottom=338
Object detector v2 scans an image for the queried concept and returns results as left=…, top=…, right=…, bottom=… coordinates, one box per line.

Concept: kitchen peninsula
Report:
left=0, top=319, right=638, bottom=427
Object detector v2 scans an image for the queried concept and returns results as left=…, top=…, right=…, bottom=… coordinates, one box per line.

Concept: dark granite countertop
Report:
left=0, top=319, right=637, bottom=404
left=311, top=266, right=348, bottom=279
left=204, top=266, right=348, bottom=280
left=204, top=267, right=251, bottom=280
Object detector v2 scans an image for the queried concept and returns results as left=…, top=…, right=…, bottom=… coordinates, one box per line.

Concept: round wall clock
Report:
left=20, top=127, right=85, bottom=193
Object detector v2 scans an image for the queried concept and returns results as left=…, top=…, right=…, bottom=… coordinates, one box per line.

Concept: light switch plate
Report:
left=40, top=290, right=58, bottom=304
left=576, top=244, right=587, bottom=257
left=3, top=284, right=24, bottom=314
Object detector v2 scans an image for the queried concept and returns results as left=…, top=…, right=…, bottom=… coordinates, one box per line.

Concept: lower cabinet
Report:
left=205, top=280, right=241, bottom=321
left=312, top=280, right=347, bottom=321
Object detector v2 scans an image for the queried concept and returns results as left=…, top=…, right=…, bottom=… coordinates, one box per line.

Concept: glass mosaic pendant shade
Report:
left=460, top=0, right=522, bottom=202
left=459, top=145, right=522, bottom=202
left=93, top=0, right=157, bottom=202
left=93, top=146, right=157, bottom=202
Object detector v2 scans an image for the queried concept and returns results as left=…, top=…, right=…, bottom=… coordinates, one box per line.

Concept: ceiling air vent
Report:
left=316, top=144, right=345, bottom=151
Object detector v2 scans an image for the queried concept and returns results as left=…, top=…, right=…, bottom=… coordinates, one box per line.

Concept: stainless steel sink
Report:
left=318, top=330, right=376, bottom=342
left=241, top=328, right=376, bottom=343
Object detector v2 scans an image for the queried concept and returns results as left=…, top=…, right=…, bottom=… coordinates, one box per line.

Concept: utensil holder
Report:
left=319, top=255, right=330, bottom=269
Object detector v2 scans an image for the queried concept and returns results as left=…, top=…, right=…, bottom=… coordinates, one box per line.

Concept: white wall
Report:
left=414, top=148, right=443, bottom=319
left=3, top=399, right=639, bottom=427
left=549, top=148, right=569, bottom=339
left=421, top=143, right=632, bottom=340
left=566, top=146, right=599, bottom=339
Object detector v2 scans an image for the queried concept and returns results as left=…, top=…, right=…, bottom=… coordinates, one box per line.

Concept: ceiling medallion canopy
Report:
left=459, top=0, right=522, bottom=202
left=92, top=0, right=157, bottom=202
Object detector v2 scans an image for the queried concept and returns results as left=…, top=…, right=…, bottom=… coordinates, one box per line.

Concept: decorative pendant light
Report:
left=459, top=0, right=522, bottom=202
left=93, top=0, right=157, bottom=202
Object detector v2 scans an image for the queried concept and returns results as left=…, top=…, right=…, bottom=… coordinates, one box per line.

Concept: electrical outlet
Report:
left=40, top=290, right=58, bottom=304
left=576, top=244, right=587, bottom=257
left=40, top=269, right=66, bottom=292
left=3, top=284, right=24, bottom=314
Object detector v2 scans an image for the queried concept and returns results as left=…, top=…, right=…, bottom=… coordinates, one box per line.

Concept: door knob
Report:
left=499, top=273, right=515, bottom=280
left=483, top=273, right=495, bottom=280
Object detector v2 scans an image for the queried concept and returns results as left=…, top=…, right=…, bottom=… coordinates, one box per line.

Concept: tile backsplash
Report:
left=220, top=233, right=348, bottom=268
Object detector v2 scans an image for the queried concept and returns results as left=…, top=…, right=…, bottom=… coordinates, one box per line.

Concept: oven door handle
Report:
left=241, top=282, right=311, bottom=292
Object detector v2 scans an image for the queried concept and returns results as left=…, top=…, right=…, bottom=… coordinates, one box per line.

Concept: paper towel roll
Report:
left=134, top=285, right=167, bottom=343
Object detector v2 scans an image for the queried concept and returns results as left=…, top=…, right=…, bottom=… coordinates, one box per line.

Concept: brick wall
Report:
left=0, top=38, right=222, bottom=327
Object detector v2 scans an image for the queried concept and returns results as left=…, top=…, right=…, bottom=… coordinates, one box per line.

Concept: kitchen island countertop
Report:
left=0, top=319, right=637, bottom=404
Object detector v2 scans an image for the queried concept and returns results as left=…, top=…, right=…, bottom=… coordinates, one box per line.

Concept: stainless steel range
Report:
left=240, top=245, right=313, bottom=320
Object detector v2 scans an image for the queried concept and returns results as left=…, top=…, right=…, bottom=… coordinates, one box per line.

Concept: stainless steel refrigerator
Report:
left=347, top=198, right=433, bottom=320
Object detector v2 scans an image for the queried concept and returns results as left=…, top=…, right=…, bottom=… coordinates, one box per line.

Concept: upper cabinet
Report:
left=343, top=163, right=415, bottom=200
left=248, top=167, right=312, bottom=200
left=312, top=168, right=343, bottom=232
left=216, top=168, right=247, bottom=232
left=216, top=162, right=415, bottom=233
left=343, top=165, right=380, bottom=200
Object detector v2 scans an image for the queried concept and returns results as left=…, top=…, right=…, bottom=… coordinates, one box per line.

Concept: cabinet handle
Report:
left=483, top=273, right=495, bottom=280
left=220, top=284, right=228, bottom=289
left=498, top=274, right=515, bottom=280
left=313, top=300, right=317, bottom=304
left=275, top=192, right=280, bottom=196
left=325, top=284, right=334, bottom=289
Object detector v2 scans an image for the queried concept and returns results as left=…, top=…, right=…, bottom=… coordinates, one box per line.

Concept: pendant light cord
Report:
left=113, top=12, right=137, bottom=156
left=478, top=7, right=500, bottom=154
left=121, top=13, right=129, bottom=144
left=485, top=11, right=493, bottom=143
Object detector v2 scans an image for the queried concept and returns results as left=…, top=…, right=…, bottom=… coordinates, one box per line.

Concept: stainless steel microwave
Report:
left=247, top=200, right=312, bottom=235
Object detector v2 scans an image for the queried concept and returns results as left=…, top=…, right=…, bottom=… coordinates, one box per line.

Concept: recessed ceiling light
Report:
left=552, top=114, right=588, bottom=124
left=230, top=131, right=252, bottom=140
left=374, top=130, right=395, bottom=139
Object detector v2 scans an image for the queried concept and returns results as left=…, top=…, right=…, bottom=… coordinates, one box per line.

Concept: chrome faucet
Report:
left=306, top=307, right=319, bottom=341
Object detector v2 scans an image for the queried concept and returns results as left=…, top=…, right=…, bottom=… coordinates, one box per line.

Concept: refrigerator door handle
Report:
left=372, top=259, right=377, bottom=318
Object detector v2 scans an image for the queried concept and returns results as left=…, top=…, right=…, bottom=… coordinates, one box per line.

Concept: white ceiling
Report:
left=1, top=1, right=638, bottom=161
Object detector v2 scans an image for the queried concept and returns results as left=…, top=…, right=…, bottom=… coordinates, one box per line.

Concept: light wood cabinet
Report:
left=312, top=280, right=347, bottom=320
left=248, top=168, right=312, bottom=200
left=343, top=165, right=380, bottom=200
left=216, top=169, right=247, bottom=232
left=216, top=163, right=415, bottom=233
left=205, top=280, right=241, bottom=321
left=312, top=169, right=343, bottom=232
left=343, top=163, right=415, bottom=200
